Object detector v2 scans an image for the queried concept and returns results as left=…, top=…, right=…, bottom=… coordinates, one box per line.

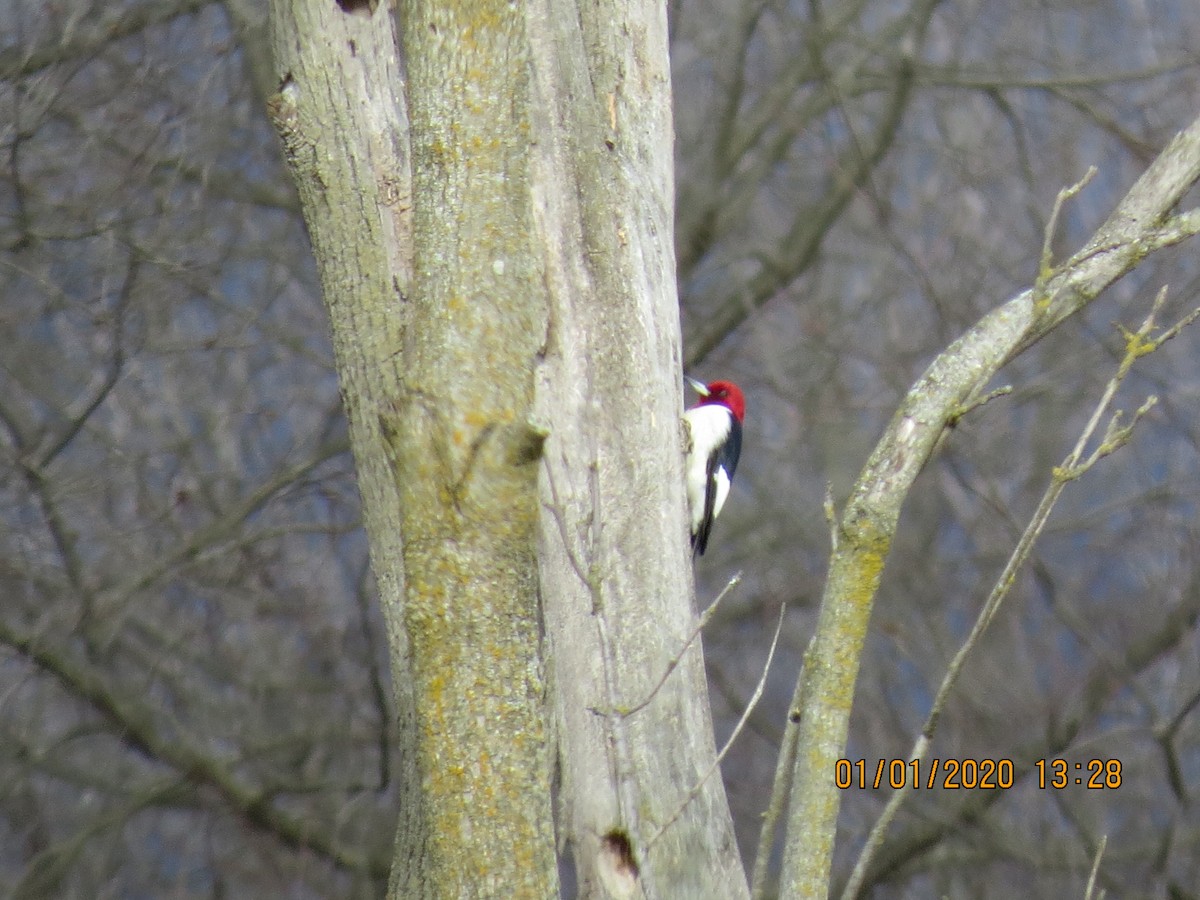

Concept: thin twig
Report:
left=1083, top=834, right=1107, bottom=900
left=1038, top=167, right=1098, bottom=291
left=749, top=637, right=807, bottom=900
left=542, top=462, right=597, bottom=592
left=546, top=460, right=642, bottom=840
left=619, top=571, right=742, bottom=717
left=646, top=603, right=786, bottom=851
left=948, top=384, right=1012, bottom=427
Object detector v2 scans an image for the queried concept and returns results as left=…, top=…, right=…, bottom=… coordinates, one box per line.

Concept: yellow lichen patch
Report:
left=848, top=541, right=889, bottom=609
left=837, top=520, right=892, bottom=613
left=1120, top=325, right=1155, bottom=362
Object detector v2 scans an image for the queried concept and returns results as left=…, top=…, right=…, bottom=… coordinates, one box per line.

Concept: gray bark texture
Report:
left=269, top=0, right=560, bottom=895
left=264, top=1, right=423, bottom=885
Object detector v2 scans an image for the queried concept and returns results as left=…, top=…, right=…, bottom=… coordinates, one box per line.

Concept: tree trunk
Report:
left=263, top=0, right=424, bottom=887
left=267, top=0, right=559, bottom=895
left=527, top=0, right=749, bottom=895
left=266, top=0, right=748, bottom=895
left=391, top=0, right=559, bottom=893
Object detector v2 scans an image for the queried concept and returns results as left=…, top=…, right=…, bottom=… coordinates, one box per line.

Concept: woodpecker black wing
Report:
left=692, top=450, right=717, bottom=556
left=692, top=417, right=742, bottom=556
left=720, top=417, right=742, bottom=480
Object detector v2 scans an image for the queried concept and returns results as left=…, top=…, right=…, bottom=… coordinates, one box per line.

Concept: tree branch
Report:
left=841, top=285, right=1199, bottom=900
left=0, top=0, right=214, bottom=81
left=0, top=619, right=387, bottom=878
left=777, top=112, right=1200, bottom=897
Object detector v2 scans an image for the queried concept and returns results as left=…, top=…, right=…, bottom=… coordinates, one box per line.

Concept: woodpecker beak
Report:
left=684, top=376, right=710, bottom=397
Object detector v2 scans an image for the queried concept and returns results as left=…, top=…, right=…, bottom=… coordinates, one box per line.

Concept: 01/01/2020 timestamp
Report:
left=834, top=758, right=1123, bottom=790
left=835, top=758, right=1015, bottom=790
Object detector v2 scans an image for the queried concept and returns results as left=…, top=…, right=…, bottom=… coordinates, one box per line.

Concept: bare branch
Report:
left=840, top=288, right=1200, bottom=900
left=1038, top=166, right=1097, bottom=289
left=947, top=384, right=1012, bottom=427
left=99, top=438, right=349, bottom=633
left=0, top=0, right=213, bottom=81
left=0, top=618, right=386, bottom=878
left=1084, top=835, right=1108, bottom=900
left=647, top=603, right=785, bottom=851
left=779, top=113, right=1200, bottom=897
left=684, top=0, right=939, bottom=367
left=749, top=630, right=812, bottom=900
left=620, top=571, right=743, bottom=717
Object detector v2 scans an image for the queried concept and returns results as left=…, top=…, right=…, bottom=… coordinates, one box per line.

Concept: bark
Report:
left=779, top=113, right=1200, bottom=897
left=391, top=0, right=558, bottom=893
left=270, top=0, right=560, bottom=894
left=527, top=0, right=749, bottom=896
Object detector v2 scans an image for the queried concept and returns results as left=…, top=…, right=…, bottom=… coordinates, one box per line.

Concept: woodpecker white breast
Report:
left=684, top=377, right=745, bottom=556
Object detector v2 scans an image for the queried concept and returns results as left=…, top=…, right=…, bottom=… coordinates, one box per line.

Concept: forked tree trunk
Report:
left=265, top=0, right=747, bottom=896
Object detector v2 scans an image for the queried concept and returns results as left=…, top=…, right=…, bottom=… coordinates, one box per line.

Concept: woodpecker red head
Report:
left=684, top=376, right=745, bottom=556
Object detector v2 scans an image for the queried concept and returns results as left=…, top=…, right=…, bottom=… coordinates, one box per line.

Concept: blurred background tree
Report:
left=2, top=0, right=1199, bottom=896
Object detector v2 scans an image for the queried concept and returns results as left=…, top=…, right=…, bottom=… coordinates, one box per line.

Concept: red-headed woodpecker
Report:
left=684, top=376, right=745, bottom=556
